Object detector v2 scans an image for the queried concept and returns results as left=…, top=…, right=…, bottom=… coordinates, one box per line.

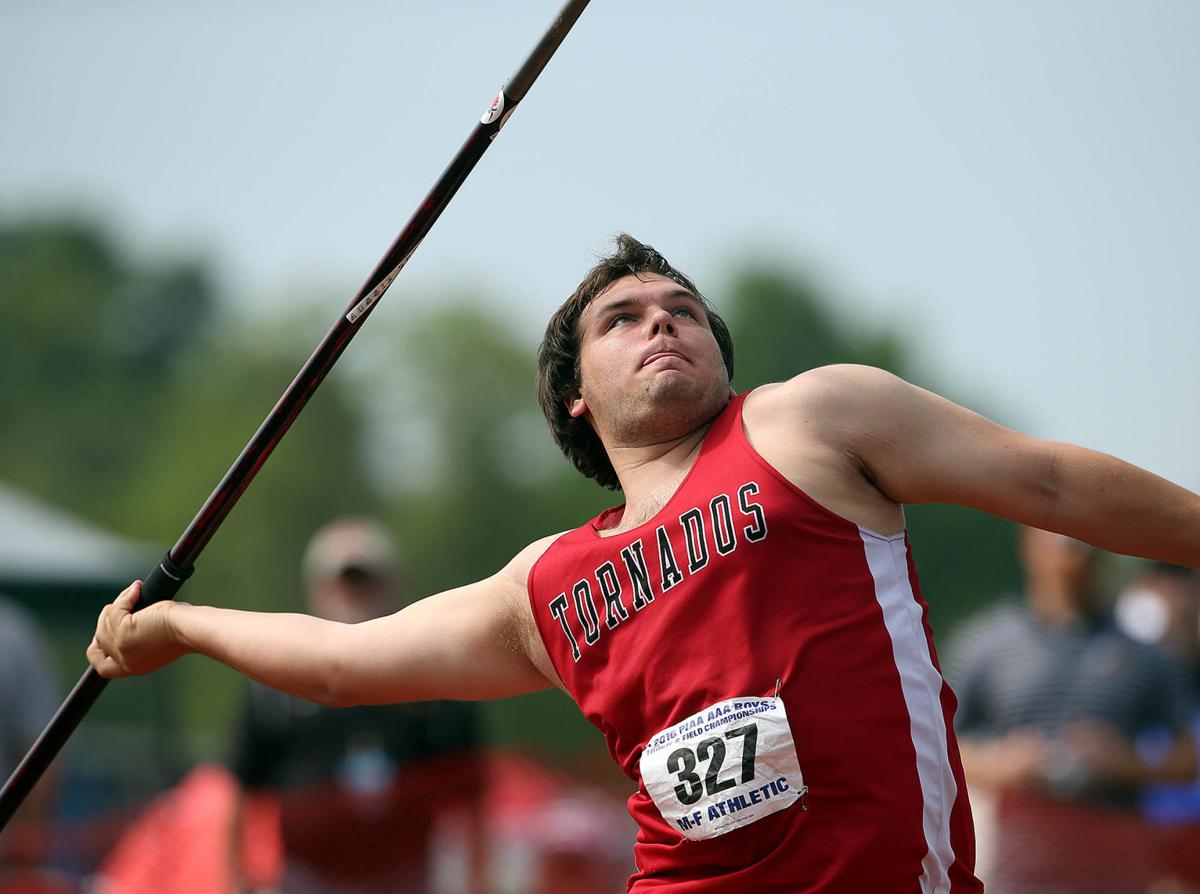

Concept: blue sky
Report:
left=3, top=1, right=1197, bottom=490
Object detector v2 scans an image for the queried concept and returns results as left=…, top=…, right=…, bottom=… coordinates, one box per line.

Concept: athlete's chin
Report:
left=644, top=375, right=730, bottom=422
left=645, top=369, right=696, bottom=394
left=644, top=373, right=699, bottom=400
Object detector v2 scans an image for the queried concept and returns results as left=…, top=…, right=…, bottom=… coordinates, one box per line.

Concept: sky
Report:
left=2, top=1, right=1197, bottom=491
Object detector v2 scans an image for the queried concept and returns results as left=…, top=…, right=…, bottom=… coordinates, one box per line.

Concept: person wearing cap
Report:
left=227, top=517, right=488, bottom=894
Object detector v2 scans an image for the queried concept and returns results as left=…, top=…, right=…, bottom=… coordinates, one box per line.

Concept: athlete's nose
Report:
left=648, top=306, right=676, bottom=337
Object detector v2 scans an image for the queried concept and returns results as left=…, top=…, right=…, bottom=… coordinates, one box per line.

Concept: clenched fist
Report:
left=87, top=581, right=187, bottom=678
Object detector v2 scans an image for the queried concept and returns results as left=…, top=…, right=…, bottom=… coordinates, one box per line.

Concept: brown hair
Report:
left=536, top=234, right=735, bottom=490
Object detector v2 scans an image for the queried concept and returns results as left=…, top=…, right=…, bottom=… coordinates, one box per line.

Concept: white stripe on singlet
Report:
left=860, top=529, right=957, bottom=894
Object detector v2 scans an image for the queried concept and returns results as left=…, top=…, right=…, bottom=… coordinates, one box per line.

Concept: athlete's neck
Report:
left=602, top=424, right=711, bottom=536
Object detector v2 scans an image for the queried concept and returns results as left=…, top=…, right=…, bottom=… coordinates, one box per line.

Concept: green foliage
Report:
left=0, top=217, right=212, bottom=519
left=723, top=265, right=907, bottom=389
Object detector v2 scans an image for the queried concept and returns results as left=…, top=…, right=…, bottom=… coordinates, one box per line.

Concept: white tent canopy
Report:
left=0, top=481, right=155, bottom=586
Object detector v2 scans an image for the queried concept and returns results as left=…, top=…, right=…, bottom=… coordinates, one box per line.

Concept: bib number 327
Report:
left=640, top=695, right=805, bottom=841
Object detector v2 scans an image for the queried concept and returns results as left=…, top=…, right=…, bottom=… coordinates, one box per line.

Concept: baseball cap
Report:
left=302, top=517, right=399, bottom=587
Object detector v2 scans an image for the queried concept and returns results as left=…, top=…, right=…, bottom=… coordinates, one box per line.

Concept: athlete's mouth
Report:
left=642, top=350, right=687, bottom=367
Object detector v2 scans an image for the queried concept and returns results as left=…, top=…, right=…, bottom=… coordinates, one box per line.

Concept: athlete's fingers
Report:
left=93, top=585, right=138, bottom=672
left=94, top=656, right=124, bottom=679
left=96, top=603, right=118, bottom=646
left=112, top=580, right=142, bottom=614
left=86, top=635, right=122, bottom=679
left=96, top=581, right=139, bottom=647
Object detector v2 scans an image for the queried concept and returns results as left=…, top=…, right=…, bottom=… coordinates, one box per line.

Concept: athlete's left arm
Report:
left=815, top=364, right=1200, bottom=567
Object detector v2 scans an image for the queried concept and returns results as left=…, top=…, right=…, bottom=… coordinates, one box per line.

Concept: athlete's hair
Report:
left=536, top=233, right=735, bottom=491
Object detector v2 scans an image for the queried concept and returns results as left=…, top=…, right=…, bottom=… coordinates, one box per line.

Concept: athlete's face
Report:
left=568, top=273, right=731, bottom=447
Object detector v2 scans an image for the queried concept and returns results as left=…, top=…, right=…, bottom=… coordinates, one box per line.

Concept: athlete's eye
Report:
left=607, top=313, right=634, bottom=330
left=674, top=307, right=696, bottom=319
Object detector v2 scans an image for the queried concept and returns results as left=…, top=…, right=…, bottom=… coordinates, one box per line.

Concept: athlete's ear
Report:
left=566, top=388, right=587, bottom=419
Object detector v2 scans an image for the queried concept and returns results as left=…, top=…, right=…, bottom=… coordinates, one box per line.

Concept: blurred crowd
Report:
left=944, top=528, right=1200, bottom=894
left=3, top=519, right=1199, bottom=893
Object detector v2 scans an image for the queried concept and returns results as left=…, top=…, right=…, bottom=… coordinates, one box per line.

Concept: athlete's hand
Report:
left=87, top=581, right=188, bottom=678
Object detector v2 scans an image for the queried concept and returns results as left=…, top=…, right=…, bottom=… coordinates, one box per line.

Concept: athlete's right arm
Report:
left=87, top=534, right=563, bottom=705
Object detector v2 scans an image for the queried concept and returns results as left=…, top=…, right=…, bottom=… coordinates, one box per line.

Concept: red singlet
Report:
left=528, top=392, right=982, bottom=893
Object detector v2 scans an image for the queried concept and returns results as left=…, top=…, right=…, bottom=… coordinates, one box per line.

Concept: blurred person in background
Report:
left=0, top=596, right=61, bottom=889
left=228, top=518, right=488, bottom=894
left=945, top=527, right=1197, bottom=893
left=1117, top=562, right=1200, bottom=693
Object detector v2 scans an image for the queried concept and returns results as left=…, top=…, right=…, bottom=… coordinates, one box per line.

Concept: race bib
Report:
left=639, top=695, right=805, bottom=841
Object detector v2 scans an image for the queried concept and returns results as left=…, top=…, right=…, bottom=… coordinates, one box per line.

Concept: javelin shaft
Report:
left=0, top=0, right=590, bottom=834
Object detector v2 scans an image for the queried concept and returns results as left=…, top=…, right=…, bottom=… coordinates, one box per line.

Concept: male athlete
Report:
left=90, top=235, right=1200, bottom=892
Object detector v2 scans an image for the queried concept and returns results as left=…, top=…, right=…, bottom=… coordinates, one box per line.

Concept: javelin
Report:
left=0, top=0, right=591, bottom=832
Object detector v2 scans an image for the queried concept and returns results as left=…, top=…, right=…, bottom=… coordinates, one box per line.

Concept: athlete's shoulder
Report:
left=744, top=364, right=907, bottom=431
left=500, top=530, right=573, bottom=591
left=757, top=363, right=905, bottom=399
